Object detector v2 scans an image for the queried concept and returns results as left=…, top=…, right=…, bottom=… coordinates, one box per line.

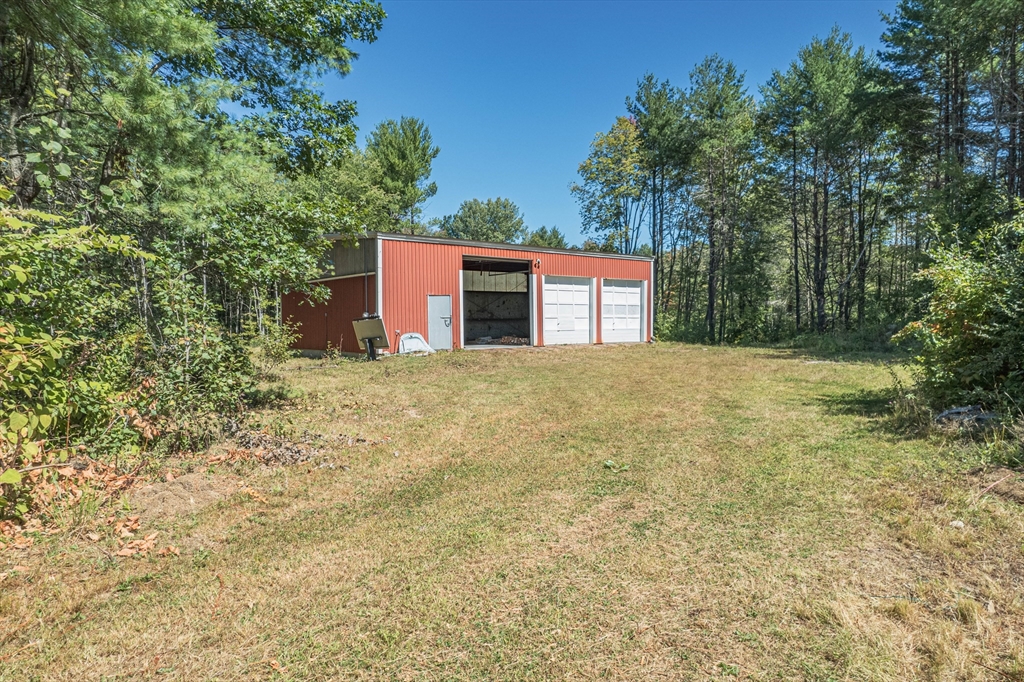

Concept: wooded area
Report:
left=573, top=1, right=1024, bottom=411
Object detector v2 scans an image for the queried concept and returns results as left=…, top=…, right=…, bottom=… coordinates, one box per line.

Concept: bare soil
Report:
left=128, top=472, right=240, bottom=521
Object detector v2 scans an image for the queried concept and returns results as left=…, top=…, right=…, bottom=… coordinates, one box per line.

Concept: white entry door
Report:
left=427, top=295, right=452, bottom=350
left=543, top=276, right=592, bottom=345
left=602, top=279, right=643, bottom=343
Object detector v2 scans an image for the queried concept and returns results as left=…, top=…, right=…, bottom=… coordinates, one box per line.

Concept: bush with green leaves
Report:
left=0, top=188, right=265, bottom=516
left=0, top=192, right=148, bottom=512
left=896, top=211, right=1024, bottom=411
left=246, top=320, right=300, bottom=379
left=0, top=0, right=387, bottom=519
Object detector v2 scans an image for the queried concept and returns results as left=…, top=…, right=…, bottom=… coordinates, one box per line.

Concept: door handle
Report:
left=442, top=316, right=452, bottom=328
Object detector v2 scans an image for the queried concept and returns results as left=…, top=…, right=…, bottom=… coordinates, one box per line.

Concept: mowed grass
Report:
left=3, top=343, right=1024, bottom=680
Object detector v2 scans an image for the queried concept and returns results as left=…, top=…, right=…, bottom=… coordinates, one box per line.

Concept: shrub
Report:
left=896, top=210, right=1024, bottom=411
left=0, top=189, right=259, bottom=516
left=246, top=319, right=299, bottom=378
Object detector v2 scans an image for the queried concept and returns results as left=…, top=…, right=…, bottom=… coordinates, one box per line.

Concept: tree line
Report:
left=572, top=0, right=1024, bottom=369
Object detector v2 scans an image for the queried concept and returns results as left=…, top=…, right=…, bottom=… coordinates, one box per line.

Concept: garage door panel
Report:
left=543, top=276, right=591, bottom=345
left=602, top=279, right=643, bottom=343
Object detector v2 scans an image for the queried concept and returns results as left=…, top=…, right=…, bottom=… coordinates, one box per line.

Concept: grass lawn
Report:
left=2, top=343, right=1023, bottom=680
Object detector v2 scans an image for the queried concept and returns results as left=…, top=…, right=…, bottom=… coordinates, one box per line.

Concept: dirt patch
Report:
left=128, top=472, right=240, bottom=521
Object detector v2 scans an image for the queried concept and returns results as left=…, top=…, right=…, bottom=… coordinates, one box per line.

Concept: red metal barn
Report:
left=282, top=233, right=654, bottom=354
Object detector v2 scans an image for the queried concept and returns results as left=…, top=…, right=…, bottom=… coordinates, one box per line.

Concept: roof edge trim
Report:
left=320, top=231, right=655, bottom=262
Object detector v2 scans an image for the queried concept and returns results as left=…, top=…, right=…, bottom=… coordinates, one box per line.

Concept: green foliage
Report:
left=202, top=191, right=330, bottom=295
left=896, top=211, right=1024, bottom=410
left=0, top=192, right=146, bottom=514
left=0, top=193, right=145, bottom=427
left=250, top=94, right=359, bottom=174
left=366, top=117, right=440, bottom=228
left=523, top=226, right=568, bottom=249
left=580, top=235, right=622, bottom=253
left=296, top=151, right=397, bottom=233
left=880, top=0, right=1024, bottom=238
left=0, top=180, right=276, bottom=511
left=570, top=117, right=648, bottom=254
left=196, top=0, right=385, bottom=111
left=0, top=0, right=387, bottom=516
left=579, top=21, right=971, bottom=349
left=436, top=197, right=528, bottom=244
left=247, top=320, right=300, bottom=378
left=146, top=265, right=256, bottom=441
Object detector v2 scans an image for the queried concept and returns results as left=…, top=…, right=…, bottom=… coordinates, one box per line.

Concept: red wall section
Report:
left=380, top=238, right=652, bottom=348
left=282, top=274, right=376, bottom=353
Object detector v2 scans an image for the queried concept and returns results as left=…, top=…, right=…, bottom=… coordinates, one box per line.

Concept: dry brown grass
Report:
left=2, top=343, right=1024, bottom=680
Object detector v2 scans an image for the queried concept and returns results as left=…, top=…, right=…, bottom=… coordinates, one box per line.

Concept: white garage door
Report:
left=602, top=279, right=643, bottom=343
left=543, top=276, right=592, bottom=345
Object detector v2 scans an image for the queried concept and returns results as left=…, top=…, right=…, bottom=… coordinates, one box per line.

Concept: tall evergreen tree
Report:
left=365, top=117, right=440, bottom=229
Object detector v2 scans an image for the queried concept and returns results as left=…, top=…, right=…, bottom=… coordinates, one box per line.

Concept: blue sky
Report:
left=325, top=0, right=897, bottom=246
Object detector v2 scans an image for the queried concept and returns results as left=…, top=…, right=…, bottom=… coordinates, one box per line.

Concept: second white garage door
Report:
left=602, top=279, right=643, bottom=343
left=543, top=276, right=592, bottom=345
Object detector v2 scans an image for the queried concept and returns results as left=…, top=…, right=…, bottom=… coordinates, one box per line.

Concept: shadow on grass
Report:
left=816, top=384, right=936, bottom=442
left=745, top=329, right=915, bottom=364
left=746, top=346, right=911, bottom=365
left=819, top=384, right=1024, bottom=471
left=818, top=386, right=896, bottom=419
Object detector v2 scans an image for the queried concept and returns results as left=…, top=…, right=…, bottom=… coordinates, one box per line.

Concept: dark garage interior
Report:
left=462, top=258, right=531, bottom=345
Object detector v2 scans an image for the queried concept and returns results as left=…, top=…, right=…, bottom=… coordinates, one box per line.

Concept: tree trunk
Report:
left=706, top=166, right=717, bottom=342
left=817, top=161, right=830, bottom=333
left=791, top=128, right=801, bottom=332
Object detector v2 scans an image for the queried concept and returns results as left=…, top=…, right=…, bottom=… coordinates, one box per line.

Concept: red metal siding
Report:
left=380, top=238, right=652, bottom=348
left=282, top=275, right=376, bottom=353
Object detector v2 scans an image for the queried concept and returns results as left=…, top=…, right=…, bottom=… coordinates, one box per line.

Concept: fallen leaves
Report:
left=207, top=448, right=256, bottom=466
left=0, top=455, right=149, bottom=543
left=241, top=488, right=268, bottom=503
left=10, top=536, right=32, bottom=550
left=102, top=516, right=177, bottom=558
left=109, top=514, right=141, bottom=538
left=0, top=521, right=37, bottom=552
left=27, top=457, right=141, bottom=509
left=1, top=510, right=182, bottom=565
left=115, top=531, right=159, bottom=558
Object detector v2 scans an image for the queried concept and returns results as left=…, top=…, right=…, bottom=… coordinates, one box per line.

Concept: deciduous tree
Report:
left=436, top=197, right=527, bottom=244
